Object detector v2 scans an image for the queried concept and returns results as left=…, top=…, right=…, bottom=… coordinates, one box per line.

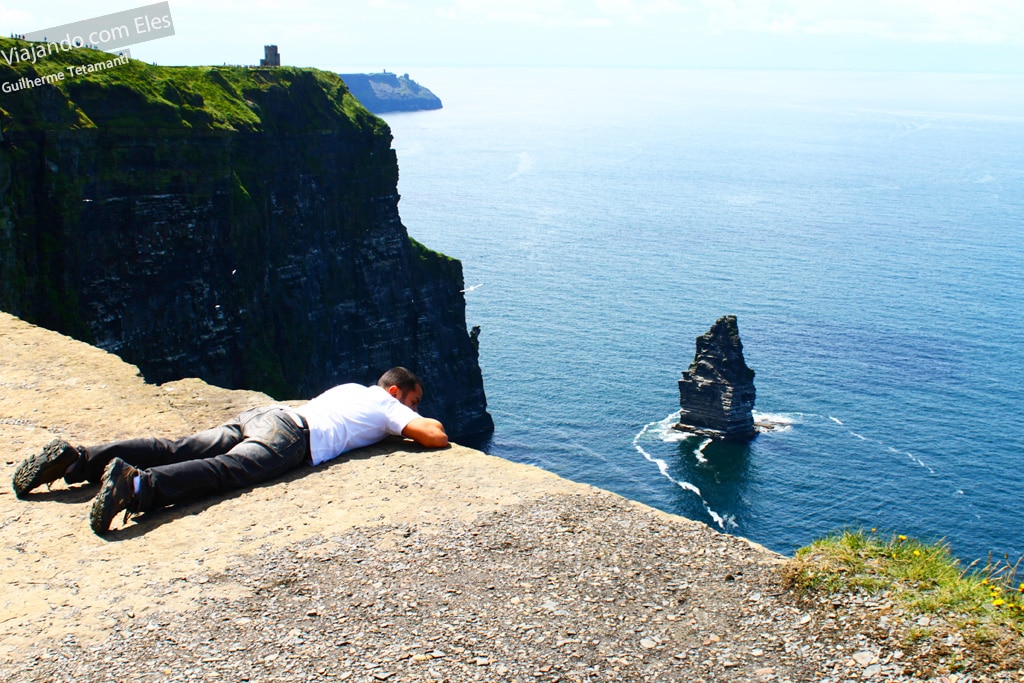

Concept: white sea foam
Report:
left=508, top=151, right=534, bottom=179
left=753, top=411, right=795, bottom=433
left=829, top=416, right=844, bottom=425
left=633, top=415, right=732, bottom=529
left=695, top=438, right=712, bottom=464
left=902, top=450, right=934, bottom=474
left=831, top=421, right=937, bottom=475
left=753, top=411, right=796, bottom=426
left=660, top=428, right=690, bottom=443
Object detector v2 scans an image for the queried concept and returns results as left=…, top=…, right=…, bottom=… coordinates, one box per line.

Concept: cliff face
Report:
left=675, top=315, right=757, bottom=442
left=339, top=72, right=443, bottom=114
left=0, top=40, right=492, bottom=441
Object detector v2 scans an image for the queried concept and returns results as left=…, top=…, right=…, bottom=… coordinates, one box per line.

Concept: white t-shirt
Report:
left=294, top=384, right=419, bottom=466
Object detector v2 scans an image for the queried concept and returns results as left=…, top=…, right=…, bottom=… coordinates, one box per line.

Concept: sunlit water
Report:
left=362, top=67, right=1024, bottom=563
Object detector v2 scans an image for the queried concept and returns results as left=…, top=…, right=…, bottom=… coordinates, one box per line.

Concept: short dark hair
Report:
left=377, top=366, right=422, bottom=393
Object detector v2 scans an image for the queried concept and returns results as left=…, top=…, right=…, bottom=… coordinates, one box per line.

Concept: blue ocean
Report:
left=371, top=67, right=1023, bottom=564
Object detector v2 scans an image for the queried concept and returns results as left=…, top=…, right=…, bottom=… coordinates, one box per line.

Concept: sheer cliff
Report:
left=0, top=40, right=493, bottom=441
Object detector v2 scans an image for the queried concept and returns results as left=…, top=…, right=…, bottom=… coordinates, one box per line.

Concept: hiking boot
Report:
left=90, top=458, right=140, bottom=535
left=12, top=438, right=81, bottom=498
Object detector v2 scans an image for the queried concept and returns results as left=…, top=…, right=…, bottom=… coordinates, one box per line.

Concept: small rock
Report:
left=864, top=664, right=881, bottom=678
left=640, top=638, right=658, bottom=649
left=852, top=651, right=875, bottom=667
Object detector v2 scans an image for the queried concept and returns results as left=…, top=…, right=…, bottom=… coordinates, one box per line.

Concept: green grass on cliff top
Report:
left=786, top=529, right=1024, bottom=653
left=0, top=37, right=384, bottom=134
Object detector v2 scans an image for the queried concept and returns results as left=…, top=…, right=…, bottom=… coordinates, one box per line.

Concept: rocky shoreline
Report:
left=1, top=312, right=1020, bottom=681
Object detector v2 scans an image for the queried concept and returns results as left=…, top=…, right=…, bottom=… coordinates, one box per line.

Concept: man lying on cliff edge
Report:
left=11, top=366, right=449, bottom=535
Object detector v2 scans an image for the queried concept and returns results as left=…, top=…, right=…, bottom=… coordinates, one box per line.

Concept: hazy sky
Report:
left=4, top=1, right=1023, bottom=72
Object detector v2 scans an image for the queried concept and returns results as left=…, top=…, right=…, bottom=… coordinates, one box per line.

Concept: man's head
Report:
left=377, top=367, right=423, bottom=412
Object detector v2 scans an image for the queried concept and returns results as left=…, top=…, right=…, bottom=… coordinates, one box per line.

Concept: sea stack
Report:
left=675, top=315, right=757, bottom=442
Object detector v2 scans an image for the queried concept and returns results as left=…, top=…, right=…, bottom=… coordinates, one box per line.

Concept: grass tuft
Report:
left=784, top=529, right=1024, bottom=640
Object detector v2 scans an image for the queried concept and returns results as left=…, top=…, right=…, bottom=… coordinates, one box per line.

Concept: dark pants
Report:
left=77, top=407, right=310, bottom=512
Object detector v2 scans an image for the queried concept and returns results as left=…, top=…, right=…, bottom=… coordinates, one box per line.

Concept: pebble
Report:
left=853, top=651, right=876, bottom=667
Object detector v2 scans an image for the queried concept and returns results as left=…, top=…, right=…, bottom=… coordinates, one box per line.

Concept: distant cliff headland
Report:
left=0, top=38, right=491, bottom=441
left=339, top=71, right=442, bottom=114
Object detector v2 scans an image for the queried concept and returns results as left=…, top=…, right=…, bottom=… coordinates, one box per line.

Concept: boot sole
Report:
left=12, top=439, right=79, bottom=498
left=90, top=458, right=131, bottom=535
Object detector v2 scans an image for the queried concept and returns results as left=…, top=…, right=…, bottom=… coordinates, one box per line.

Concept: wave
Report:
left=695, top=438, right=713, bottom=465
left=821, top=413, right=937, bottom=476
left=753, top=411, right=796, bottom=433
left=886, top=446, right=934, bottom=473
left=633, top=413, right=736, bottom=530
left=507, top=151, right=534, bottom=179
left=754, top=411, right=797, bottom=425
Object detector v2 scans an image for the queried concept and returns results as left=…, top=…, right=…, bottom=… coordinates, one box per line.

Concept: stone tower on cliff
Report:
left=675, top=315, right=757, bottom=442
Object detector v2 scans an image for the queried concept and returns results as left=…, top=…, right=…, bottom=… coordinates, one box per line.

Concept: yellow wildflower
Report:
left=898, top=535, right=907, bottom=541
left=992, top=599, right=1006, bottom=607
left=913, top=550, right=921, bottom=556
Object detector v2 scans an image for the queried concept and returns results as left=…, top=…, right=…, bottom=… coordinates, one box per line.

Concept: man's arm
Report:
left=401, top=417, right=449, bottom=448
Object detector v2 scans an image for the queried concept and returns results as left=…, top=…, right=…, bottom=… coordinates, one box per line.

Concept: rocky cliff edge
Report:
left=4, top=313, right=1017, bottom=681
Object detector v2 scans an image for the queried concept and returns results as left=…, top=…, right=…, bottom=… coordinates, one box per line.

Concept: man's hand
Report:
left=402, top=418, right=449, bottom=448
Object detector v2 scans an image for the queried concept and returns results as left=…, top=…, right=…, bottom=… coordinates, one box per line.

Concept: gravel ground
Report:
left=4, top=492, right=1021, bottom=683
